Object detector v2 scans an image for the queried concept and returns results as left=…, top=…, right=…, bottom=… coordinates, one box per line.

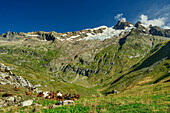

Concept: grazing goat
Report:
left=5, top=67, right=11, bottom=73
left=28, top=87, right=36, bottom=93
left=37, top=92, right=44, bottom=97
left=2, top=93, right=13, bottom=97
left=0, top=89, right=4, bottom=92
left=25, top=91, right=32, bottom=96
left=57, top=96, right=64, bottom=101
left=57, top=92, right=62, bottom=97
left=45, top=95, right=51, bottom=99
left=5, top=76, right=10, bottom=80
left=14, top=86, right=20, bottom=91
left=75, top=94, right=80, bottom=99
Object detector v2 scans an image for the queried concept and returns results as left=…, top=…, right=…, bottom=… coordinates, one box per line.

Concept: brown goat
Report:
left=0, top=89, right=4, bottom=92
left=37, top=92, right=44, bottom=97
left=14, top=86, right=20, bottom=91
left=25, top=91, right=32, bottom=96
left=5, top=76, right=10, bottom=80
left=2, top=93, right=13, bottom=97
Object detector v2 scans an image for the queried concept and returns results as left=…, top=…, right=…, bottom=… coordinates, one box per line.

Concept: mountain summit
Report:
left=113, top=19, right=133, bottom=30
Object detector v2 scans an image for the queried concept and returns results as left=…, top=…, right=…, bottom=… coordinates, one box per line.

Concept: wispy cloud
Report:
left=139, top=14, right=166, bottom=27
left=114, top=13, right=126, bottom=22
left=137, top=2, right=170, bottom=29
left=114, top=13, right=123, bottom=20
left=144, top=4, right=170, bottom=19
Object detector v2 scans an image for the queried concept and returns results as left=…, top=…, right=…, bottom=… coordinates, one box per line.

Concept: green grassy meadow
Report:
left=1, top=82, right=169, bottom=113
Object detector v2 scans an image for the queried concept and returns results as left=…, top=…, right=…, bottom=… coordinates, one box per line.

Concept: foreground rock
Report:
left=49, top=100, right=74, bottom=109
left=0, top=99, right=5, bottom=107
left=0, top=96, right=22, bottom=107
left=19, top=100, right=33, bottom=106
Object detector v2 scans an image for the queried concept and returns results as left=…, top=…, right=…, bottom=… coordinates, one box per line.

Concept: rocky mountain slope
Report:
left=0, top=19, right=170, bottom=96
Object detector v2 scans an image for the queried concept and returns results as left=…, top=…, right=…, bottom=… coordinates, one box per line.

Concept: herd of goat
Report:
left=3, top=86, right=80, bottom=101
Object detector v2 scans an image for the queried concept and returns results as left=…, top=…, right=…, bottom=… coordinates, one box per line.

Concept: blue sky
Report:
left=0, top=0, right=169, bottom=34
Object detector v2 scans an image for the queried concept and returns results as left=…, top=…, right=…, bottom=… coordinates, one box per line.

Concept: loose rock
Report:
left=20, top=100, right=33, bottom=106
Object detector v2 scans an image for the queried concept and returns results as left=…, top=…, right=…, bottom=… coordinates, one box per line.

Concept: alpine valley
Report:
left=0, top=19, right=169, bottom=112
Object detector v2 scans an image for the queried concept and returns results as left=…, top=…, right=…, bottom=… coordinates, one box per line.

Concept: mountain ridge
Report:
left=0, top=20, right=170, bottom=96
left=1, top=20, right=169, bottom=42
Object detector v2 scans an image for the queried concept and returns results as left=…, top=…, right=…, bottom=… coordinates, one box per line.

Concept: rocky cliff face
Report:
left=0, top=26, right=107, bottom=42
left=0, top=63, right=32, bottom=87
left=114, top=19, right=133, bottom=30
left=149, top=26, right=170, bottom=37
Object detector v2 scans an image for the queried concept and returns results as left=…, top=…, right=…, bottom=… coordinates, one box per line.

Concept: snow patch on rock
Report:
left=82, top=26, right=134, bottom=41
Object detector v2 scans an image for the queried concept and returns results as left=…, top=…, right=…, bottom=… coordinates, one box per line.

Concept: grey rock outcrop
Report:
left=0, top=99, right=5, bottom=107
left=34, top=84, right=41, bottom=88
left=19, top=100, right=33, bottom=106
left=0, top=63, right=6, bottom=72
left=0, top=96, right=22, bottom=107
left=16, top=76, right=32, bottom=87
left=0, top=63, right=32, bottom=88
left=135, top=21, right=149, bottom=34
left=149, top=26, right=170, bottom=37
left=5, top=97, right=15, bottom=106
left=49, top=100, right=74, bottom=109
left=61, top=100, right=74, bottom=105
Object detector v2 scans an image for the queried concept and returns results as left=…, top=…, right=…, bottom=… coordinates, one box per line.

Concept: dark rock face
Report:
left=114, top=20, right=132, bottom=30
left=135, top=21, right=149, bottom=34
left=149, top=26, right=170, bottom=37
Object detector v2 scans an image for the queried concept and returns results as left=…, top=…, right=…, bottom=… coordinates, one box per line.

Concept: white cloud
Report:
left=140, top=14, right=167, bottom=27
left=137, top=3, right=170, bottom=29
left=163, top=23, right=170, bottom=29
left=114, top=13, right=123, bottom=21
left=119, top=18, right=126, bottom=22
left=164, top=26, right=170, bottom=29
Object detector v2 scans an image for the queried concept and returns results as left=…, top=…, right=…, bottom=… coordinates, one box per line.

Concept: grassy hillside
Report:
left=103, top=40, right=170, bottom=95
left=0, top=40, right=98, bottom=96
left=0, top=29, right=169, bottom=94
left=0, top=29, right=170, bottom=112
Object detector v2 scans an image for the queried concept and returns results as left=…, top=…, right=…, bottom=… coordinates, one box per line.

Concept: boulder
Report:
left=61, top=100, right=74, bottom=105
left=34, top=84, right=41, bottom=88
left=0, top=63, right=6, bottom=72
left=113, top=89, right=119, bottom=94
left=49, top=104, right=61, bottom=109
left=49, top=79, right=55, bottom=81
left=5, top=96, right=15, bottom=106
left=5, top=96, right=15, bottom=102
left=20, top=100, right=33, bottom=106
left=0, top=82, right=6, bottom=85
left=14, top=96, right=22, bottom=103
left=0, top=72, right=7, bottom=78
left=49, top=100, right=74, bottom=109
left=0, top=99, right=5, bottom=107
